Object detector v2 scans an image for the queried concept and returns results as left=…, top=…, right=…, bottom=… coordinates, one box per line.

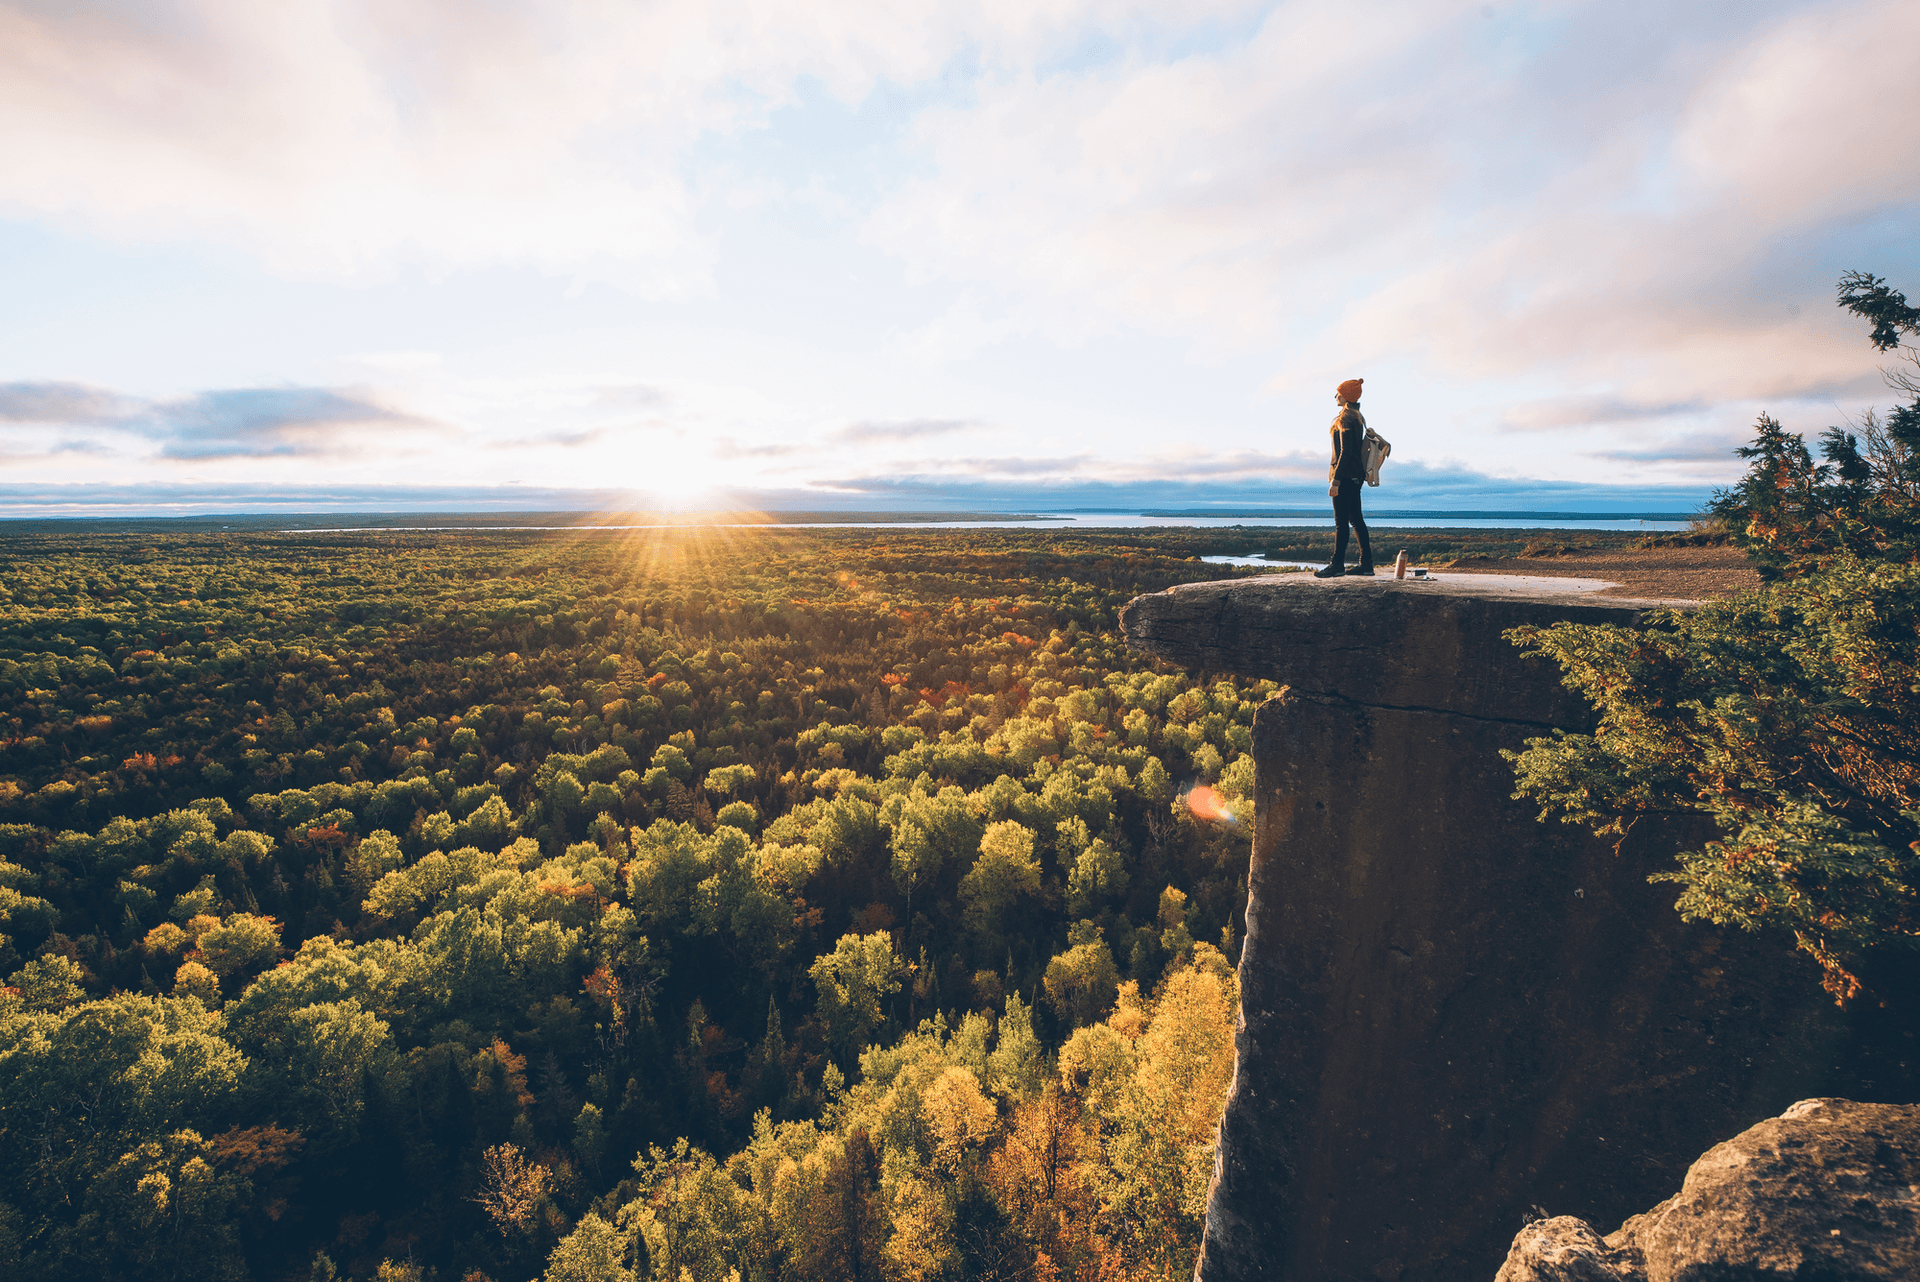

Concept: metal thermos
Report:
left=1394, top=549, right=1409, bottom=579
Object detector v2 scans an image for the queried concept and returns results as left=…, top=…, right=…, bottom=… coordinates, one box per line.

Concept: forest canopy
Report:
left=0, top=523, right=1283, bottom=1282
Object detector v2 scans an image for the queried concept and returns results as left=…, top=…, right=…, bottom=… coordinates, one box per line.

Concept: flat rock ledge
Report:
left=1117, top=572, right=1673, bottom=727
left=1494, top=1099, right=1920, bottom=1282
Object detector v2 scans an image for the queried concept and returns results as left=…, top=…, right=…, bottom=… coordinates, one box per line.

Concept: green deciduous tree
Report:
left=626, top=1138, right=772, bottom=1282
left=959, top=821, right=1041, bottom=939
left=8, top=954, right=86, bottom=1012
left=544, top=1209, right=637, bottom=1282
left=0, top=992, right=248, bottom=1280
left=886, top=785, right=984, bottom=911
left=68, top=1128, right=251, bottom=1282
left=1066, top=837, right=1129, bottom=916
left=193, top=912, right=282, bottom=979
left=809, top=932, right=901, bottom=1062
left=1042, top=924, right=1120, bottom=1028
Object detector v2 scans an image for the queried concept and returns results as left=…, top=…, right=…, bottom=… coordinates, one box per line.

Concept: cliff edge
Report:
left=1119, top=574, right=1916, bottom=1282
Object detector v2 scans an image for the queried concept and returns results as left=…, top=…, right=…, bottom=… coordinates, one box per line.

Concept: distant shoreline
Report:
left=0, top=507, right=1702, bottom=534
left=1133, top=508, right=1700, bottom=521
left=0, top=510, right=1066, bottom=533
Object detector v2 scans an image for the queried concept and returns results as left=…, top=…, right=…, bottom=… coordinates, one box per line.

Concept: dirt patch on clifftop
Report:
left=1435, top=544, right=1761, bottom=601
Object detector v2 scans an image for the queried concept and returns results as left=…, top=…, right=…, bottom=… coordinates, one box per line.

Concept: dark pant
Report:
left=1332, top=480, right=1371, bottom=567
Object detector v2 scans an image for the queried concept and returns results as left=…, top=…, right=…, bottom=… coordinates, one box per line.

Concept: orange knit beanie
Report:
left=1336, top=378, right=1363, bottom=403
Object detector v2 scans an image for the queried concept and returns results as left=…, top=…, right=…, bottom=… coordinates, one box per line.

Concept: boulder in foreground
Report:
left=1495, top=1098, right=1920, bottom=1282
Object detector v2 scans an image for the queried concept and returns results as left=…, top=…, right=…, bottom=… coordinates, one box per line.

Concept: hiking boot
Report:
left=1348, top=561, right=1376, bottom=576
left=1313, top=564, right=1346, bottom=578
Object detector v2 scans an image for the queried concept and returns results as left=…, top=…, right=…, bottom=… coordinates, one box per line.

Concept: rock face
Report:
left=1495, top=1098, right=1920, bottom=1281
left=1118, top=575, right=1918, bottom=1282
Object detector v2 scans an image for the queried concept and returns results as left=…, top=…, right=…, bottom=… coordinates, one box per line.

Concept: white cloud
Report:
left=866, top=0, right=1918, bottom=422
left=0, top=0, right=1265, bottom=281
left=867, top=0, right=1516, bottom=345
left=1672, top=2, right=1920, bottom=225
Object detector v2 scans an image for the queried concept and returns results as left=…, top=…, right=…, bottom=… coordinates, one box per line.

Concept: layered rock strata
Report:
left=1118, top=575, right=1915, bottom=1282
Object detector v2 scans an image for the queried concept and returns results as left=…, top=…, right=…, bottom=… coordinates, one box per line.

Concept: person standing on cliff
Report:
left=1315, top=377, right=1375, bottom=577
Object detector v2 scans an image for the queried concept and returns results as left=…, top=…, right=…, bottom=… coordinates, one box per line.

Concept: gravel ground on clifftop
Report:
left=1437, top=545, right=1761, bottom=601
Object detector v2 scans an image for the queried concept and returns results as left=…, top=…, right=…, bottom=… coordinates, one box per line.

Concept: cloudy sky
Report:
left=2, top=0, right=1915, bottom=516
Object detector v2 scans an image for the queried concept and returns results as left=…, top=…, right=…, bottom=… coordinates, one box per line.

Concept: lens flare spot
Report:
left=1186, top=784, right=1239, bottom=825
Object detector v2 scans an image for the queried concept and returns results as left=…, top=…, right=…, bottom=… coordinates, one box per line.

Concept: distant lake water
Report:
left=1201, top=555, right=1315, bottom=568
left=282, top=511, right=1699, bottom=534
left=762, top=514, right=1699, bottom=532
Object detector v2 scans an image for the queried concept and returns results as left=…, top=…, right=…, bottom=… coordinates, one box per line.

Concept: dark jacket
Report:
left=1329, top=405, right=1368, bottom=484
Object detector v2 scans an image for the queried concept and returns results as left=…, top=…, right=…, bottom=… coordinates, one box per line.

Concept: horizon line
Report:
left=0, top=505, right=1711, bottom=530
